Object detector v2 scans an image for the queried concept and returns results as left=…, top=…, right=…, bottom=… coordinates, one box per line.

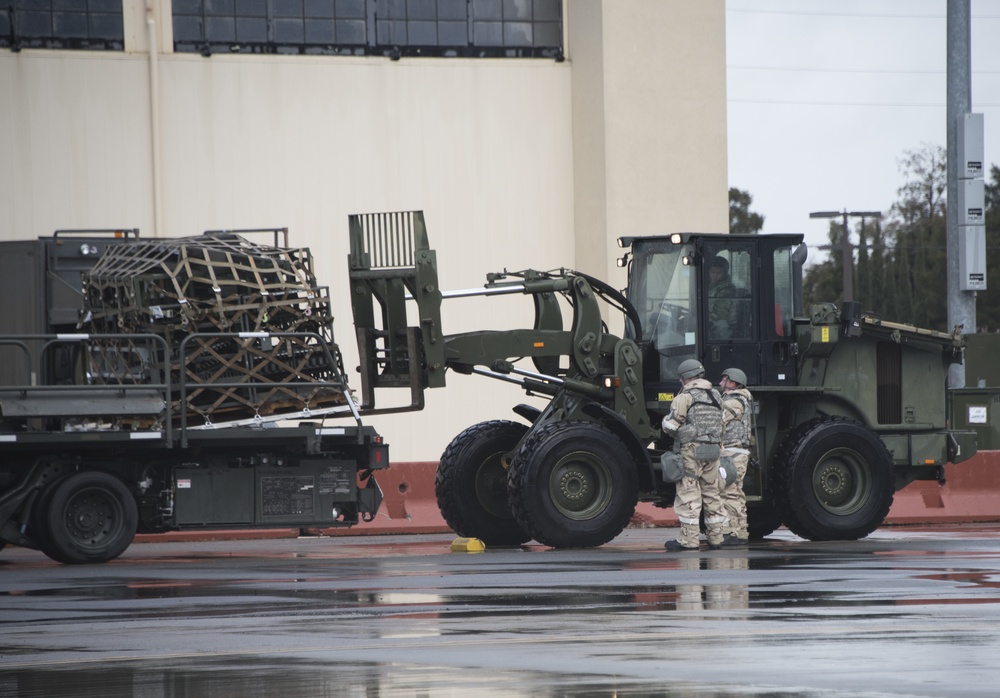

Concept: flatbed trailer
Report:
left=0, top=230, right=387, bottom=563
left=0, top=396, right=386, bottom=563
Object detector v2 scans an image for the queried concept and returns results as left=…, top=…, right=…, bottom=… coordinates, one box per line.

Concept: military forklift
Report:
left=348, top=211, right=975, bottom=548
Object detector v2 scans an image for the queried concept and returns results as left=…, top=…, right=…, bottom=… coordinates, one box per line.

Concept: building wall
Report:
left=0, top=0, right=726, bottom=461
left=570, top=0, right=729, bottom=287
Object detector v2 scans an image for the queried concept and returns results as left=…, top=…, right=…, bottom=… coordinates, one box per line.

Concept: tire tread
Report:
left=772, top=416, right=894, bottom=541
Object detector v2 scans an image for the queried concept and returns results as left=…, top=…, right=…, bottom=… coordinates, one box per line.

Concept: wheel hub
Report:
left=66, top=491, right=114, bottom=542
left=549, top=453, right=612, bottom=520
left=74, top=507, right=102, bottom=531
left=819, top=463, right=849, bottom=498
left=558, top=470, right=591, bottom=502
left=812, top=449, right=870, bottom=514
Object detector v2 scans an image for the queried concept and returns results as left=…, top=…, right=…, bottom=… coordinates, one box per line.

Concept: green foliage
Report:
left=890, top=144, right=947, bottom=329
left=729, top=187, right=765, bottom=234
left=738, top=148, right=999, bottom=333
left=803, top=220, right=845, bottom=308
left=803, top=144, right=951, bottom=330
left=977, top=165, right=1000, bottom=331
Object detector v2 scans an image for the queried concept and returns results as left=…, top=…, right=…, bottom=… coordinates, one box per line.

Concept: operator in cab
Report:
left=708, top=255, right=738, bottom=339
left=661, top=359, right=727, bottom=551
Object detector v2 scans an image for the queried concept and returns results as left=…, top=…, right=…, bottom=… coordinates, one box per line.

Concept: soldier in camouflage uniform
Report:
left=720, top=367, right=753, bottom=547
left=661, top=359, right=727, bottom=551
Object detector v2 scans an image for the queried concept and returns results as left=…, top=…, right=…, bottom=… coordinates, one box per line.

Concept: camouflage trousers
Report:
left=721, top=450, right=749, bottom=539
left=673, top=444, right=726, bottom=548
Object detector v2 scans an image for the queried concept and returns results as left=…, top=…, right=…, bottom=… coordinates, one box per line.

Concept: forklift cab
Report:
left=621, top=232, right=807, bottom=401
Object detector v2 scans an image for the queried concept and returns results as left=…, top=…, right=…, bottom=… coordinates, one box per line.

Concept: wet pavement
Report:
left=2, top=525, right=1000, bottom=697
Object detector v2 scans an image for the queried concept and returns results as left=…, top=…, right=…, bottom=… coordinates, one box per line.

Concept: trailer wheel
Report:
left=435, top=421, right=532, bottom=546
left=29, top=475, right=67, bottom=555
left=509, top=421, right=638, bottom=548
left=773, top=417, right=894, bottom=541
left=40, top=471, right=138, bottom=564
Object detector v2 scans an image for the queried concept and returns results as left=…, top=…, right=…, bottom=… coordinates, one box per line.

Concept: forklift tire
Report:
left=508, top=420, right=638, bottom=548
left=40, top=471, right=139, bottom=564
left=772, top=417, right=894, bottom=541
left=747, top=504, right=783, bottom=539
left=435, top=421, right=532, bottom=547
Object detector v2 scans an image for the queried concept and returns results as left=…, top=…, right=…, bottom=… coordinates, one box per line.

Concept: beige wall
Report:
left=570, top=0, right=729, bottom=287
left=0, top=0, right=726, bottom=461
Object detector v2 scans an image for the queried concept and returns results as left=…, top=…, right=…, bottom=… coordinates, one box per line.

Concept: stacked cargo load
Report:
left=0, top=229, right=387, bottom=564
left=80, top=231, right=350, bottom=425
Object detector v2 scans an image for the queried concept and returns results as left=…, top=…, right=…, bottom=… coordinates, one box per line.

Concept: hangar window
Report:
left=172, top=0, right=563, bottom=59
left=0, top=0, right=124, bottom=51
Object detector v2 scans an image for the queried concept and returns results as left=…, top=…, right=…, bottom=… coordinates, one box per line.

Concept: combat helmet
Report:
left=722, top=367, right=748, bottom=387
left=677, top=359, right=706, bottom=380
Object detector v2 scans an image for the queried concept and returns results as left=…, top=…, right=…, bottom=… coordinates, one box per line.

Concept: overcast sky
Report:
left=725, top=0, right=1000, bottom=264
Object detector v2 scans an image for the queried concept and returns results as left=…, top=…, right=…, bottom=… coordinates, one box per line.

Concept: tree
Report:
left=729, top=187, right=765, bottom=234
left=803, top=220, right=845, bottom=309
left=978, top=165, right=1000, bottom=331
left=894, top=144, right=947, bottom=221
left=803, top=143, right=951, bottom=328
left=886, top=144, right=947, bottom=329
left=868, top=221, right=890, bottom=318
left=856, top=219, right=871, bottom=306
left=892, top=224, right=916, bottom=325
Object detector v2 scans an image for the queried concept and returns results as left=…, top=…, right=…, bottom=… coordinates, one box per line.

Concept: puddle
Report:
left=0, top=659, right=775, bottom=698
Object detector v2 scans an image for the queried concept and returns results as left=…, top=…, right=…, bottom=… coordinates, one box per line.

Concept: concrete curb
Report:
left=885, top=452, right=1000, bottom=525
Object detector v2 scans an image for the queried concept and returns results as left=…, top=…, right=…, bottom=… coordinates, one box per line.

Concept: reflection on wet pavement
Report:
left=3, top=526, right=1000, bottom=696
left=1, top=659, right=773, bottom=698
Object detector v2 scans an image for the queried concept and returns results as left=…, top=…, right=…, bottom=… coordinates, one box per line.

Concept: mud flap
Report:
left=358, top=473, right=384, bottom=522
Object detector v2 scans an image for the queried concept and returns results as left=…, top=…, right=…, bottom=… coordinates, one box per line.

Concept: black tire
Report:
left=772, top=417, right=894, bottom=541
left=41, top=471, right=139, bottom=564
left=508, top=421, right=638, bottom=548
left=29, top=475, right=67, bottom=556
left=746, top=457, right=782, bottom=538
left=747, top=503, right=782, bottom=539
left=435, top=421, right=532, bottom=547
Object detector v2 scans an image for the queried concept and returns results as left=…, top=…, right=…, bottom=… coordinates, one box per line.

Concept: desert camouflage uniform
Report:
left=721, top=387, right=753, bottom=540
left=662, top=377, right=726, bottom=548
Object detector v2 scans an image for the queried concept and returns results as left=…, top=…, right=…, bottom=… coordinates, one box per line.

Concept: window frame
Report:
left=1, top=0, right=125, bottom=52
left=171, top=0, right=564, bottom=59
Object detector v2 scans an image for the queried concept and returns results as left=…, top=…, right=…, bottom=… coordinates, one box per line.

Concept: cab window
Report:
left=705, top=245, right=753, bottom=341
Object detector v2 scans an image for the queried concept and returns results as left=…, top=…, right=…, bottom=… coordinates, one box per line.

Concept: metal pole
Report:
left=146, top=1, right=163, bottom=237
left=947, top=0, right=974, bottom=388
left=841, top=210, right=853, bottom=302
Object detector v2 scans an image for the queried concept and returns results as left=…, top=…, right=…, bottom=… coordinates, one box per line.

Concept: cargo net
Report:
left=81, top=233, right=348, bottom=425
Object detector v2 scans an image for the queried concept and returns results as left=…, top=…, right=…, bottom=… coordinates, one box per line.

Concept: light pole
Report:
left=809, top=209, right=882, bottom=303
